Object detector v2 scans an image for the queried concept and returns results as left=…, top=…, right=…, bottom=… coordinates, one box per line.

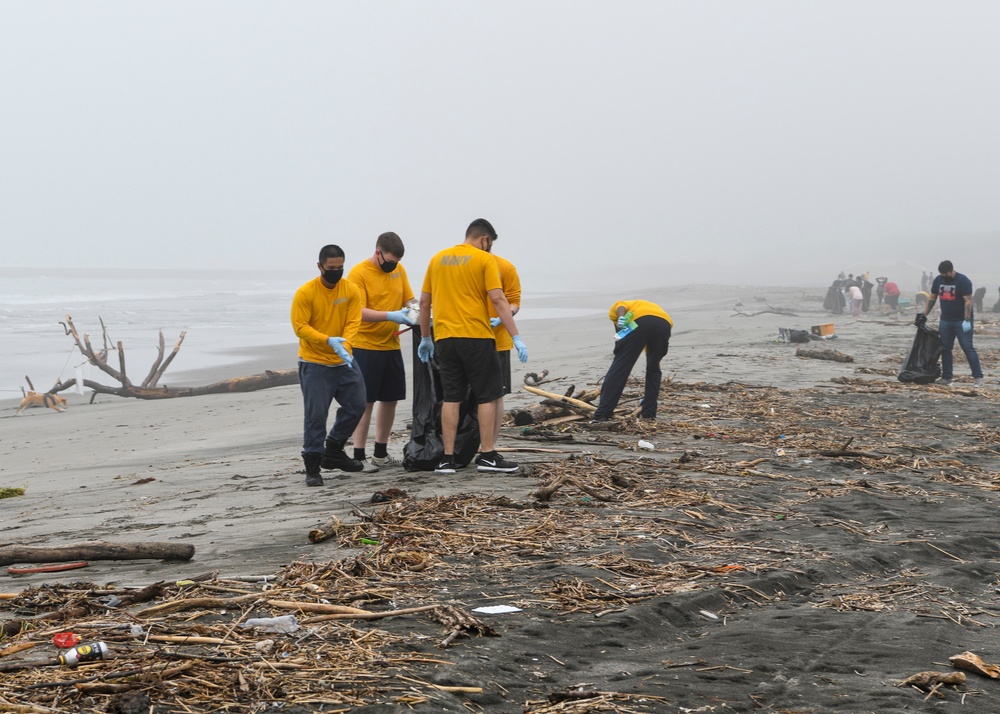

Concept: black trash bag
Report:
left=898, top=324, right=943, bottom=384
left=403, top=327, right=480, bottom=471
left=778, top=327, right=811, bottom=344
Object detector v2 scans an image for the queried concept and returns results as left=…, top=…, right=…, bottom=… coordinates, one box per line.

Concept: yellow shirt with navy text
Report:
left=489, top=254, right=521, bottom=352
left=422, top=244, right=502, bottom=340
left=291, top=277, right=362, bottom=366
left=346, top=259, right=415, bottom=351
left=608, top=300, right=673, bottom=326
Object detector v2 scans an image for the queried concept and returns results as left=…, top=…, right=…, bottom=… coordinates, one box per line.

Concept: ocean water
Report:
left=0, top=269, right=305, bottom=395
left=0, top=268, right=603, bottom=396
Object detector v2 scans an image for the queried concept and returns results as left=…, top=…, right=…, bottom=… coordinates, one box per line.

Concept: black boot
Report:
left=320, top=439, right=364, bottom=472
left=303, top=453, right=324, bottom=487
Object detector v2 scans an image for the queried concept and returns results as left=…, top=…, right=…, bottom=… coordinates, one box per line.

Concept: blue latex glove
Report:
left=417, top=336, right=434, bottom=363
left=387, top=309, right=415, bottom=326
left=327, top=336, right=353, bottom=367
left=489, top=317, right=503, bottom=329
left=962, top=320, right=972, bottom=332
left=616, top=315, right=628, bottom=328
left=512, top=335, right=528, bottom=363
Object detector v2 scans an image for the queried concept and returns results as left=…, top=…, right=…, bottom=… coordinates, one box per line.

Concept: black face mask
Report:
left=379, top=259, right=398, bottom=274
left=322, top=268, right=343, bottom=286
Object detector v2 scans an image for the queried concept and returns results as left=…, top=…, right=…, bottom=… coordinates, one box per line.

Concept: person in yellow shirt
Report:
left=486, top=252, right=521, bottom=448
left=418, top=218, right=528, bottom=474
left=591, top=299, right=673, bottom=422
left=290, top=244, right=367, bottom=486
left=346, top=232, right=417, bottom=472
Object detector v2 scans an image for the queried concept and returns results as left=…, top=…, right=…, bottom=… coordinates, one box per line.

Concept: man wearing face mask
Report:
left=345, top=232, right=417, bottom=472
left=291, top=244, right=367, bottom=486
left=918, top=260, right=984, bottom=388
left=418, top=218, right=529, bottom=474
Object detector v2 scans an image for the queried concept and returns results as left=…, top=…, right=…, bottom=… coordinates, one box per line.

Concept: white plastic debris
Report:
left=471, top=605, right=523, bottom=615
left=637, top=440, right=655, bottom=451
left=242, top=614, right=300, bottom=634
left=699, top=610, right=719, bottom=620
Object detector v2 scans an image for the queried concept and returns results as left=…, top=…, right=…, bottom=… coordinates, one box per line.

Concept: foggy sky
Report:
left=3, top=1, right=1000, bottom=289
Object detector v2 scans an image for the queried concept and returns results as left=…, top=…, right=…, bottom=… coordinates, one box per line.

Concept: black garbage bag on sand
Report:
left=898, top=324, right=943, bottom=384
left=403, top=328, right=480, bottom=471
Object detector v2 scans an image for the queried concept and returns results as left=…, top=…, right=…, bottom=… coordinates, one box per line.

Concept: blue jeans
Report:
left=938, top=319, right=983, bottom=379
left=298, top=360, right=367, bottom=455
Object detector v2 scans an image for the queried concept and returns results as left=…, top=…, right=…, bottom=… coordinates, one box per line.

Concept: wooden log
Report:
left=308, top=515, right=342, bottom=544
left=794, top=347, right=854, bottom=363
left=523, top=385, right=597, bottom=412
left=0, top=542, right=194, bottom=567
left=137, top=593, right=261, bottom=618
left=265, top=600, right=371, bottom=615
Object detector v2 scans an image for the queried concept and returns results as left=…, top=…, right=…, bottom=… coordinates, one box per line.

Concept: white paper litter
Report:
left=637, top=440, right=654, bottom=451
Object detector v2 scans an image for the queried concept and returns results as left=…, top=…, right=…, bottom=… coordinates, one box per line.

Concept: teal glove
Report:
left=962, top=320, right=972, bottom=332
left=387, top=309, right=415, bottom=326
left=490, top=317, right=502, bottom=329
left=616, top=315, right=628, bottom=328
left=512, top=335, right=528, bottom=363
left=327, top=336, right=353, bottom=367
left=417, top=336, right=434, bottom=363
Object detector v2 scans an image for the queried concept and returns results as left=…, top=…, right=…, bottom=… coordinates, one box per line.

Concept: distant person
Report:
left=994, top=286, right=1000, bottom=313
left=346, top=231, right=417, bottom=472
left=860, top=275, right=874, bottom=312
left=591, top=300, right=673, bottom=422
left=291, top=244, right=367, bottom=487
left=849, top=283, right=863, bottom=317
left=973, top=286, right=986, bottom=313
left=485, top=249, right=522, bottom=451
left=418, top=218, right=528, bottom=474
left=875, top=276, right=888, bottom=305
left=883, top=280, right=900, bottom=311
left=824, top=280, right=845, bottom=314
left=917, top=260, right=984, bottom=387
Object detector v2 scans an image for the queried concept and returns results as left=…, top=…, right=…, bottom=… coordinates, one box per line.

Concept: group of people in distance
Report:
left=289, top=218, right=675, bottom=487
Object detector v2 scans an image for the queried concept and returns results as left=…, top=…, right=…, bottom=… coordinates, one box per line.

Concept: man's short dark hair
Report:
left=376, top=232, right=405, bottom=258
left=319, top=244, right=345, bottom=263
left=938, top=260, right=954, bottom=274
left=466, top=218, right=498, bottom=241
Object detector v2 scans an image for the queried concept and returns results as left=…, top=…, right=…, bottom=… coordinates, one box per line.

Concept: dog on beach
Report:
left=15, top=391, right=67, bottom=415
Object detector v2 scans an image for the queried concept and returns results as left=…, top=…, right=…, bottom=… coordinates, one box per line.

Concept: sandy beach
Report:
left=3, top=283, right=1000, bottom=712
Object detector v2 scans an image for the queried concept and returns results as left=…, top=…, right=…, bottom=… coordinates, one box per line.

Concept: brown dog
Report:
left=15, top=391, right=67, bottom=415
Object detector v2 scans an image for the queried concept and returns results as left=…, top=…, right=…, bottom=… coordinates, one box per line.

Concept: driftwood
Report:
left=38, top=315, right=297, bottom=400
left=949, top=651, right=1000, bottom=679
left=523, top=385, right=597, bottom=412
left=308, top=515, right=342, bottom=544
left=795, top=347, right=854, bottom=363
left=0, top=541, right=195, bottom=567
left=733, top=306, right=799, bottom=317
left=897, top=670, right=965, bottom=693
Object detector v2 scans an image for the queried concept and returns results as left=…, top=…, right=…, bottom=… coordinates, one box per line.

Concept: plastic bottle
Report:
left=59, top=642, right=109, bottom=667
left=615, top=312, right=638, bottom=341
left=242, top=614, right=300, bottom=634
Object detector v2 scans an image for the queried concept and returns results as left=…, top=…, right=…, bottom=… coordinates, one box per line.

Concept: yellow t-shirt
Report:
left=489, top=254, right=521, bottom=352
left=346, top=259, right=415, bottom=351
left=291, top=277, right=362, bottom=366
left=422, top=244, right=502, bottom=340
left=608, top=300, right=673, bottom=327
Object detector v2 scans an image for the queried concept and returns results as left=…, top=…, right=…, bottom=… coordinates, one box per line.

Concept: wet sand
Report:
left=3, top=284, right=1000, bottom=712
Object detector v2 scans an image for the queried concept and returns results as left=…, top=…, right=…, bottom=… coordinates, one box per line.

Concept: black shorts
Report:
left=498, top=349, right=511, bottom=395
left=435, top=338, right=502, bottom=404
left=352, top=348, right=406, bottom=403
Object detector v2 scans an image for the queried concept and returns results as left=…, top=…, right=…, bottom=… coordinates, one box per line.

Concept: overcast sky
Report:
left=3, top=1, right=1000, bottom=288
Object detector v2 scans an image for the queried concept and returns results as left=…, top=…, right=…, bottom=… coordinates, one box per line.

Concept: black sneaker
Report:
left=475, top=452, right=519, bottom=473
left=305, top=472, right=324, bottom=487
left=321, top=447, right=364, bottom=472
left=435, top=459, right=458, bottom=474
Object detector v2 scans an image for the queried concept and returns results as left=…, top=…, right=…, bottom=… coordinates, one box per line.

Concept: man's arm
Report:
left=488, top=288, right=517, bottom=336
left=964, top=295, right=974, bottom=321
left=419, top=291, right=432, bottom=335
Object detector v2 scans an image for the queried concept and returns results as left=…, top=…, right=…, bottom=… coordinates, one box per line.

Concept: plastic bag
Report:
left=898, top=324, right=943, bottom=384
left=403, top=327, right=480, bottom=471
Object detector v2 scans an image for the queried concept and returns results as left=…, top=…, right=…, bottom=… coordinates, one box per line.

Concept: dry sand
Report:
left=3, top=284, right=1000, bottom=712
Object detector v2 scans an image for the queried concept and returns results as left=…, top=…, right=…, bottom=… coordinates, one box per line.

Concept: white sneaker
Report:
left=360, top=458, right=380, bottom=473
left=372, top=454, right=402, bottom=468
left=974, top=377, right=985, bottom=388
